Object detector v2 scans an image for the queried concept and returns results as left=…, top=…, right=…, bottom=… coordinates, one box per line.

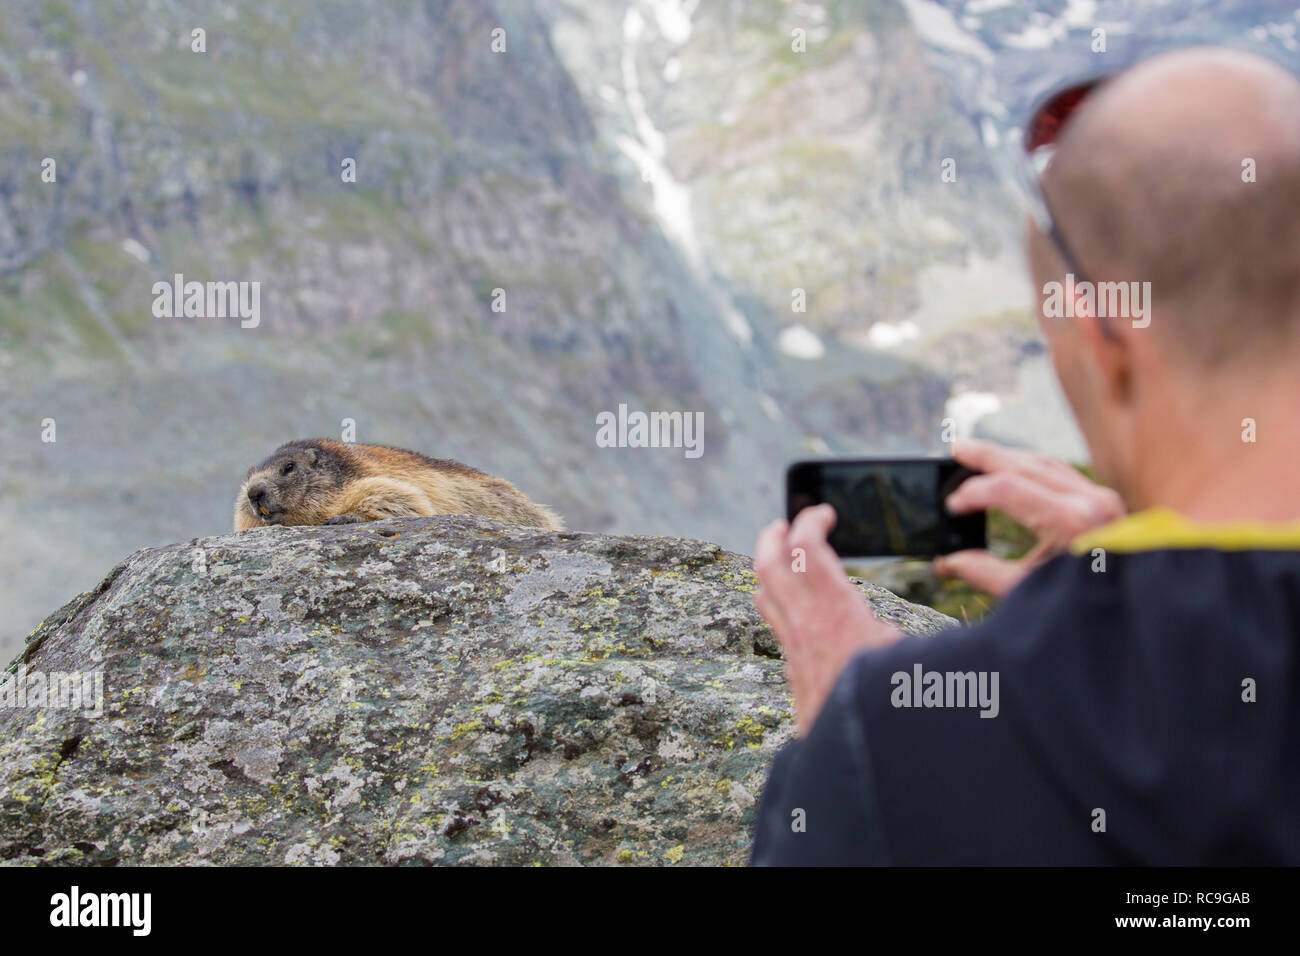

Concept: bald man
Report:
left=750, top=48, right=1300, bottom=865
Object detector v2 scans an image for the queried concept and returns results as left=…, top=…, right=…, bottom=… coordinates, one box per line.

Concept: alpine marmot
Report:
left=233, top=439, right=563, bottom=531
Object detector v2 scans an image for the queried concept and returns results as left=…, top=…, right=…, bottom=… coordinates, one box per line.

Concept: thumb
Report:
left=933, top=550, right=1026, bottom=598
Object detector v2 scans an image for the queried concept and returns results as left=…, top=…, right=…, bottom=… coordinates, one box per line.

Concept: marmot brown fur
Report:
left=233, top=439, right=563, bottom=531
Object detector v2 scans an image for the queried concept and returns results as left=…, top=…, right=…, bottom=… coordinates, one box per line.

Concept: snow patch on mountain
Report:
left=616, top=3, right=753, bottom=346
left=779, top=325, right=827, bottom=360
left=901, top=0, right=995, bottom=64
left=945, top=389, right=1001, bottom=439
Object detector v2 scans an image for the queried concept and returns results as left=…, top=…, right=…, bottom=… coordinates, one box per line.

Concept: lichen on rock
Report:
left=0, top=516, right=954, bottom=866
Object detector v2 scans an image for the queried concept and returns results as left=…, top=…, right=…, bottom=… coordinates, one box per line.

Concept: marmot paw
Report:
left=323, top=513, right=365, bottom=525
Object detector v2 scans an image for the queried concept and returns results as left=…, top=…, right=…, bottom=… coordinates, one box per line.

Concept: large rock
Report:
left=0, top=516, right=954, bottom=866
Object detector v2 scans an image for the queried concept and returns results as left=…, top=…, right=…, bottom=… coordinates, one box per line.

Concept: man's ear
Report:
left=1075, top=294, right=1135, bottom=406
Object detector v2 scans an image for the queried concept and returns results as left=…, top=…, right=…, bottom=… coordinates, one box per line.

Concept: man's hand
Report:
left=754, top=503, right=903, bottom=736
left=934, top=439, right=1126, bottom=597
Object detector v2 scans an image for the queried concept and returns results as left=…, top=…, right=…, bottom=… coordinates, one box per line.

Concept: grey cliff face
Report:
left=0, top=517, right=953, bottom=866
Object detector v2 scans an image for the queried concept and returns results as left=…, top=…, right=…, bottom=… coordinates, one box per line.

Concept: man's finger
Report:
left=788, top=504, right=844, bottom=577
left=754, top=519, right=792, bottom=580
left=953, top=438, right=1090, bottom=495
left=945, top=471, right=1064, bottom=530
left=933, top=550, right=1027, bottom=598
left=789, top=503, right=837, bottom=542
left=753, top=586, right=792, bottom=646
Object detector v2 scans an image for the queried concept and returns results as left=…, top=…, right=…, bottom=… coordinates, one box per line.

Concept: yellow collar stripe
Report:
left=1070, top=507, right=1300, bottom=555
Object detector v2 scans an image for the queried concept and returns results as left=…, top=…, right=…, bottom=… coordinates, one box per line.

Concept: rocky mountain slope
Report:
left=0, top=516, right=953, bottom=865
left=1, top=0, right=1294, bottom=655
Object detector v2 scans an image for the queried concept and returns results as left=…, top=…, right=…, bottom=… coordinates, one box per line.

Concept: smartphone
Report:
left=786, top=458, right=986, bottom=558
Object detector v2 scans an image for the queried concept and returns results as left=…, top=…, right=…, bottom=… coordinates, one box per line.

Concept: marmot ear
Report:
left=306, top=448, right=319, bottom=466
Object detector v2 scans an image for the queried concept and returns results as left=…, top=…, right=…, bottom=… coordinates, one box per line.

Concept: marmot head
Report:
left=236, top=440, right=353, bottom=527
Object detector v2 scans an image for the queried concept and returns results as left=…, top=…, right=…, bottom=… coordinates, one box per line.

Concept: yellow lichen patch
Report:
left=735, top=715, right=765, bottom=745
left=450, top=720, right=483, bottom=740
left=663, top=844, right=685, bottom=864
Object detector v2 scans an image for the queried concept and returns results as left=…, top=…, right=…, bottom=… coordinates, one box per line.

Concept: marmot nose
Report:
left=247, top=483, right=269, bottom=509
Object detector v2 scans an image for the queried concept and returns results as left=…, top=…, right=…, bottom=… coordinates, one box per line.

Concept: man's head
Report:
left=1024, top=48, right=1300, bottom=504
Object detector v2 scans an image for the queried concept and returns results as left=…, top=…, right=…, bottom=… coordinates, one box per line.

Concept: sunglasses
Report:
left=1012, top=74, right=1119, bottom=338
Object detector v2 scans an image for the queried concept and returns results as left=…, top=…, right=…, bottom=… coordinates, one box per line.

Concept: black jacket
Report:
left=751, top=509, right=1300, bottom=865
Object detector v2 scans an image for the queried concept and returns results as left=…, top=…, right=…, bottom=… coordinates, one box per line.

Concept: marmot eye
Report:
left=281, top=462, right=295, bottom=476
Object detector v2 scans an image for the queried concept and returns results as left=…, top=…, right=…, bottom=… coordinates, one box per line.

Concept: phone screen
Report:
left=786, top=458, right=986, bottom=558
